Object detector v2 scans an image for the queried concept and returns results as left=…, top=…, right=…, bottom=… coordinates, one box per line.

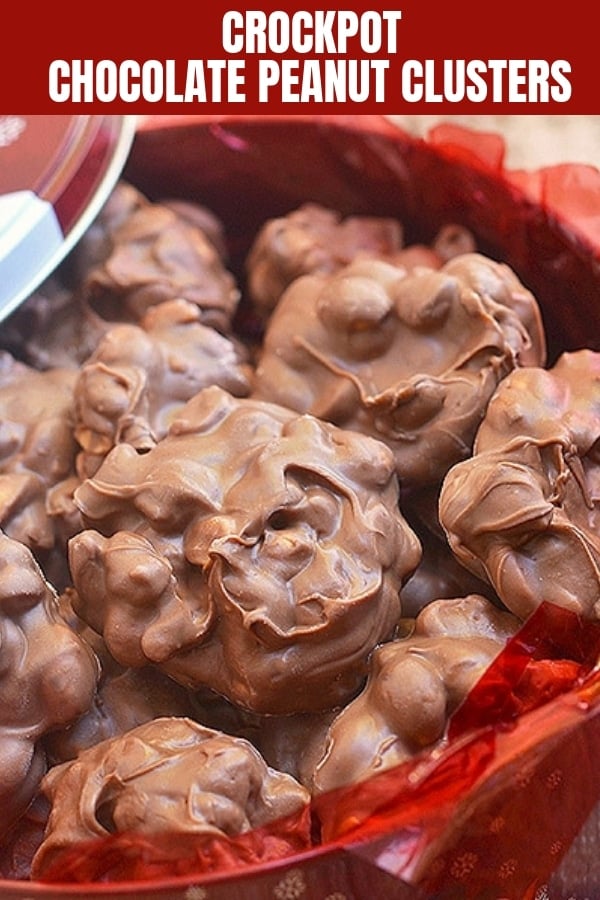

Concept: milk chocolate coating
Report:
left=439, top=350, right=600, bottom=620
left=245, top=203, right=478, bottom=321
left=0, top=532, right=99, bottom=839
left=74, top=183, right=230, bottom=286
left=190, top=691, right=336, bottom=790
left=387, top=223, right=477, bottom=274
left=78, top=183, right=240, bottom=332
left=254, top=710, right=337, bottom=789
left=0, top=352, right=80, bottom=581
left=246, top=203, right=404, bottom=318
left=74, top=298, right=252, bottom=478
left=0, top=276, right=107, bottom=372
left=430, top=223, right=477, bottom=263
left=69, top=386, right=421, bottom=714
left=44, top=666, right=198, bottom=765
left=310, top=595, right=520, bottom=794
left=7, top=182, right=239, bottom=370
left=46, top=589, right=197, bottom=764
left=70, top=182, right=149, bottom=279
left=442, top=253, right=546, bottom=367
left=163, top=199, right=229, bottom=259
left=396, top=478, right=500, bottom=618
left=400, top=530, right=499, bottom=618
left=32, top=716, right=310, bottom=877
left=0, top=184, right=148, bottom=371
left=252, top=252, right=546, bottom=487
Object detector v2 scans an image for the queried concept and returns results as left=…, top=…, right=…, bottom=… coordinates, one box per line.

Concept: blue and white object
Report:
left=0, top=190, right=65, bottom=320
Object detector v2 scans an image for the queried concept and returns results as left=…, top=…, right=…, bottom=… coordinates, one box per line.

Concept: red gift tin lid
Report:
left=0, top=114, right=137, bottom=322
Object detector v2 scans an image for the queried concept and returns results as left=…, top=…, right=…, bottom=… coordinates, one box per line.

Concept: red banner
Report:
left=3, top=0, right=599, bottom=113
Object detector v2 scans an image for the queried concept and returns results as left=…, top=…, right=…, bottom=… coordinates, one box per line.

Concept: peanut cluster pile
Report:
left=0, top=183, right=596, bottom=881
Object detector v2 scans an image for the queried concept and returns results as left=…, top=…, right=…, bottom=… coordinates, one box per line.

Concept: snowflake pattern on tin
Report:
left=489, top=814, right=506, bottom=834
left=545, top=768, right=563, bottom=790
left=449, top=851, right=478, bottom=880
left=184, top=886, right=209, bottom=900
left=498, top=858, right=518, bottom=880
left=515, top=766, right=535, bottom=789
left=273, top=868, right=307, bottom=900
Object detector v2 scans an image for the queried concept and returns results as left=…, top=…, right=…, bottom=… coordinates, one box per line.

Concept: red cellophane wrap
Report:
left=2, top=117, right=600, bottom=900
left=26, top=603, right=600, bottom=900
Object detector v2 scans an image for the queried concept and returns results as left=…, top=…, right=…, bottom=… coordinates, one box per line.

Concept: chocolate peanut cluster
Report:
left=251, top=252, right=546, bottom=487
left=0, top=182, right=588, bottom=881
left=245, top=201, right=477, bottom=319
left=439, top=350, right=600, bottom=620
left=77, top=182, right=240, bottom=331
left=309, top=594, right=520, bottom=794
left=69, top=385, right=421, bottom=715
left=246, top=202, right=404, bottom=318
left=0, top=353, right=81, bottom=587
left=32, top=717, right=311, bottom=877
left=0, top=533, right=98, bottom=841
left=0, top=183, right=241, bottom=372
left=73, top=297, right=251, bottom=478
